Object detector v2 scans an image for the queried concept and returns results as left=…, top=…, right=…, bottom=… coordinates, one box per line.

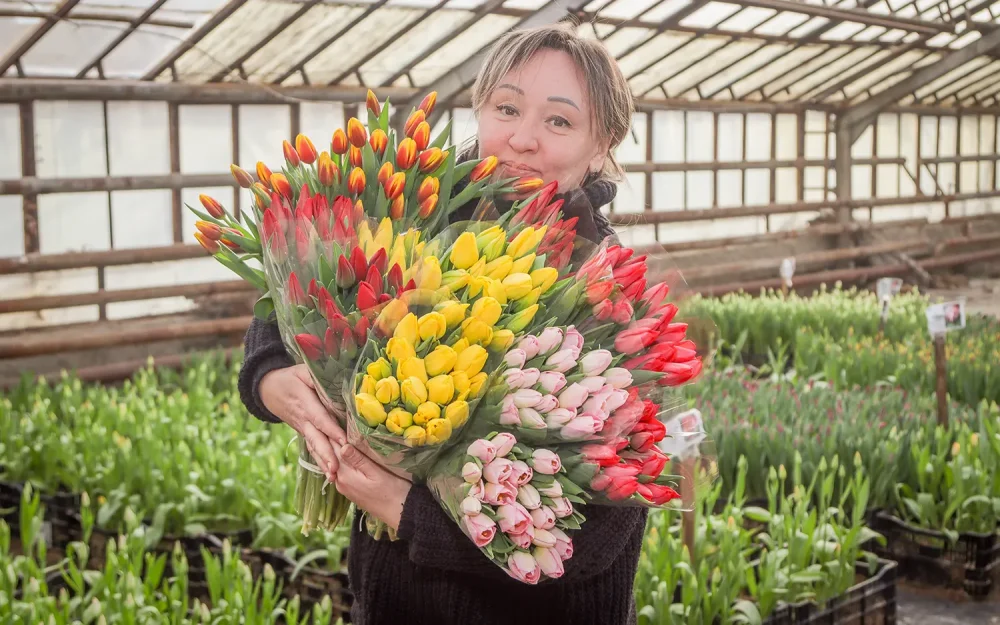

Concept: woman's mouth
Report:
left=500, top=162, right=540, bottom=177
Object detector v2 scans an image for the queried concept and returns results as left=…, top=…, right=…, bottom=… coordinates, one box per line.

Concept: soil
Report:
left=898, top=580, right=1000, bottom=624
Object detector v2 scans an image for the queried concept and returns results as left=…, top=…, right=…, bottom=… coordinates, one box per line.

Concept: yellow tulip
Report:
left=417, top=257, right=442, bottom=291
left=436, top=301, right=468, bottom=329
left=401, top=377, right=428, bottom=412
left=375, top=298, right=409, bottom=337
left=467, top=276, right=487, bottom=298
left=490, top=329, right=515, bottom=351
left=441, top=269, right=470, bottom=292
left=385, top=408, right=413, bottom=435
left=530, top=267, right=559, bottom=293
left=359, top=374, right=377, bottom=396
left=425, top=344, right=458, bottom=376
left=505, top=304, right=539, bottom=332
left=479, top=230, right=506, bottom=262
left=445, top=400, right=470, bottom=429
left=394, top=313, right=419, bottom=345
left=513, top=287, right=542, bottom=311
left=468, top=257, right=487, bottom=279
left=358, top=222, right=375, bottom=257
left=455, top=344, right=489, bottom=377
left=468, top=372, right=488, bottom=396
left=484, top=255, right=513, bottom=281
left=404, top=425, right=427, bottom=447
left=450, top=370, right=471, bottom=395
left=413, top=401, right=441, bottom=425
left=502, top=273, right=533, bottom=300
left=510, top=253, right=535, bottom=275
left=451, top=338, right=470, bottom=354
left=471, top=297, right=503, bottom=327
left=462, top=318, right=494, bottom=346
left=373, top=217, right=394, bottom=253
left=418, top=311, right=448, bottom=341
left=386, top=337, right=416, bottom=364
left=374, top=376, right=400, bottom=404
left=366, top=358, right=392, bottom=381
left=506, top=226, right=539, bottom=259
left=397, top=357, right=428, bottom=384
left=355, top=393, right=387, bottom=427
left=388, top=244, right=408, bottom=276
left=450, top=232, right=479, bottom=270
left=427, top=375, right=455, bottom=405
left=485, top=278, right=508, bottom=305
left=425, top=418, right=453, bottom=445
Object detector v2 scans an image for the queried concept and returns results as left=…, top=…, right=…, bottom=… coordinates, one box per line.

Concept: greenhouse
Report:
left=1, top=0, right=1000, bottom=623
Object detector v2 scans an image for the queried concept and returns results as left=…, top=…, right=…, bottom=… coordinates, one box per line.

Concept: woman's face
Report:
left=478, top=48, right=608, bottom=196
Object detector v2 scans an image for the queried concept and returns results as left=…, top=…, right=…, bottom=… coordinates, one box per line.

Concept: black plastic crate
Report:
left=762, top=559, right=897, bottom=625
left=869, top=510, right=1000, bottom=598
left=0, top=480, right=82, bottom=548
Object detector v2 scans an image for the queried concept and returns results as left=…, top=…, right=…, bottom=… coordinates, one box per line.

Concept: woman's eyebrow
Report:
left=497, top=83, right=524, bottom=95
left=548, top=96, right=580, bottom=111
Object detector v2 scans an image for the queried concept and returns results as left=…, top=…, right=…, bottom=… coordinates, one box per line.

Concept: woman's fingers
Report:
left=302, top=421, right=338, bottom=478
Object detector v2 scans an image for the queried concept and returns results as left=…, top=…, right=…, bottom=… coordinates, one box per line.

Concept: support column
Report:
left=835, top=120, right=854, bottom=253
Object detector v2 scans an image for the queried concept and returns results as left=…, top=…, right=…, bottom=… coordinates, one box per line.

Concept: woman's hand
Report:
left=334, top=444, right=411, bottom=531
left=260, top=364, right=345, bottom=479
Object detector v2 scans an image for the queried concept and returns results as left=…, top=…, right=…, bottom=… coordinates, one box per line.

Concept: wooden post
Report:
left=933, top=334, right=948, bottom=426
left=680, top=457, right=696, bottom=566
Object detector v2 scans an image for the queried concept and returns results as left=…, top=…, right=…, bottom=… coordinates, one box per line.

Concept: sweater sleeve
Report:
left=396, top=484, right=647, bottom=584
left=238, top=315, right=295, bottom=424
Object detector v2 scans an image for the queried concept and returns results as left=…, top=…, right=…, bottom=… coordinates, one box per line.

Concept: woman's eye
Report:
left=497, top=104, right=518, bottom=116
left=548, top=116, right=571, bottom=129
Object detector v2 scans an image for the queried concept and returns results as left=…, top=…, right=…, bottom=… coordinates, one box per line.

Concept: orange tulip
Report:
left=366, top=89, right=382, bottom=117
left=418, top=148, right=445, bottom=173
left=412, top=121, right=430, bottom=151
left=271, top=173, right=293, bottom=199
left=348, top=167, right=366, bottom=195
left=378, top=162, right=394, bottom=187
left=251, top=182, right=271, bottom=207
left=417, top=177, right=439, bottom=202
left=369, top=129, right=388, bottom=156
left=195, top=231, right=220, bottom=253
left=295, top=134, right=318, bottom=165
left=230, top=164, right=253, bottom=189
left=347, top=117, right=367, bottom=148
left=419, top=91, right=437, bottom=117
left=390, top=194, right=405, bottom=220
left=469, top=155, right=498, bottom=182
left=349, top=146, right=363, bottom=168
left=384, top=171, right=406, bottom=200
left=256, top=162, right=273, bottom=188
left=195, top=220, right=222, bottom=240
left=512, top=176, right=544, bottom=193
left=282, top=140, right=300, bottom=166
left=404, top=110, right=425, bottom=139
left=396, top=138, right=417, bottom=170
left=418, top=193, right=438, bottom=219
left=221, top=227, right=243, bottom=251
left=318, top=152, right=339, bottom=186
left=199, top=194, right=225, bottom=219
left=332, top=129, right=349, bottom=155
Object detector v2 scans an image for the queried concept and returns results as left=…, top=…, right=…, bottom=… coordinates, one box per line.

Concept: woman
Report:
left=238, top=24, right=642, bottom=625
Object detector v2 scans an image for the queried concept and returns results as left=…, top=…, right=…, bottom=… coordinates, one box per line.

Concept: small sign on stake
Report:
left=659, top=409, right=706, bottom=565
left=924, top=299, right=966, bottom=426
left=779, top=258, right=796, bottom=295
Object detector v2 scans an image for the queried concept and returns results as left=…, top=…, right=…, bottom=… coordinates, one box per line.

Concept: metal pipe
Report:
left=0, top=173, right=233, bottom=195
left=0, top=8, right=193, bottom=29
left=0, top=280, right=253, bottom=314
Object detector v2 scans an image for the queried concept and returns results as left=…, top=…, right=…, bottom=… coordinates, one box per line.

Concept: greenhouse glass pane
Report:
left=718, top=6, right=777, bottom=31
left=20, top=20, right=122, bottom=77
left=679, top=1, right=743, bottom=29
left=643, top=0, right=694, bottom=23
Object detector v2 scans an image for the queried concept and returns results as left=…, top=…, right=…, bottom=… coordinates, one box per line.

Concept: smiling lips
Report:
left=501, top=162, right=540, bottom=177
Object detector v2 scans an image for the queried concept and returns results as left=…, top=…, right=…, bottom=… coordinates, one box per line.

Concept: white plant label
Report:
left=925, top=300, right=966, bottom=337
left=779, top=258, right=796, bottom=288
left=876, top=277, right=903, bottom=302
left=659, top=408, right=706, bottom=461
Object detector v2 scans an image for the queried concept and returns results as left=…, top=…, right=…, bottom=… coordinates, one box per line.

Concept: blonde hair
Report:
left=470, top=23, right=634, bottom=182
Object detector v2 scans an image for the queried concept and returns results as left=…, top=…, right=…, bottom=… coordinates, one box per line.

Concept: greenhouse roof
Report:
left=3, top=0, right=1000, bottom=111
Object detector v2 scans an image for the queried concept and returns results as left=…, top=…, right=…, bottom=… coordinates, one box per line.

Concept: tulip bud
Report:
left=194, top=231, right=219, bottom=253
left=504, top=304, right=539, bottom=333
left=401, top=377, right=428, bottom=412
left=386, top=194, right=403, bottom=219
left=413, top=402, right=440, bottom=426
left=455, top=344, right=489, bottom=377
left=366, top=89, right=381, bottom=117
left=404, top=109, right=426, bottom=138
left=347, top=117, right=367, bottom=148
left=490, top=329, right=515, bottom=351
left=377, top=162, right=394, bottom=187
left=418, top=148, right=445, bottom=173
left=355, top=393, right=387, bottom=427
left=412, top=121, right=431, bottom=151
left=530, top=267, right=559, bottom=293
left=418, top=194, right=438, bottom=219
left=513, top=177, right=544, bottom=193
left=317, top=152, right=339, bottom=186
left=283, top=140, right=300, bottom=166
left=349, top=145, right=363, bottom=168
left=199, top=194, right=225, bottom=219
left=348, top=167, right=366, bottom=195
left=469, top=156, right=498, bottom=182
left=463, top=462, right=482, bottom=484
left=449, top=232, right=480, bottom=270
left=295, top=333, right=324, bottom=361
left=331, top=129, right=349, bottom=155
left=502, top=273, right=533, bottom=300
left=419, top=91, right=437, bottom=117
left=404, top=425, right=427, bottom=447
left=384, top=171, right=406, bottom=200
left=230, top=164, right=253, bottom=188
left=270, top=173, right=292, bottom=200
left=369, top=129, right=388, bottom=156
left=417, top=177, right=440, bottom=203
left=295, top=134, right=318, bottom=165
left=195, top=220, right=222, bottom=241
left=386, top=408, right=413, bottom=435
left=396, top=137, right=417, bottom=170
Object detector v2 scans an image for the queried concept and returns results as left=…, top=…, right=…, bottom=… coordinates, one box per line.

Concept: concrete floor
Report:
left=897, top=585, right=1000, bottom=624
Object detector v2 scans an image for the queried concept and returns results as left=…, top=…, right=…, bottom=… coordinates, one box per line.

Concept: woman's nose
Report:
left=507, top=121, right=539, bottom=154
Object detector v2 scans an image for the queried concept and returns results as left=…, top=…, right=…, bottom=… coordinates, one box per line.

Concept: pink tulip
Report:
left=561, top=327, right=584, bottom=359
left=545, top=349, right=577, bottom=373
left=535, top=394, right=558, bottom=413
left=461, top=496, right=482, bottom=516
left=561, top=415, right=603, bottom=440
left=530, top=505, right=556, bottom=529
left=550, top=497, right=573, bottom=518
left=615, top=326, right=657, bottom=354
left=579, top=376, right=606, bottom=393
left=580, top=349, right=612, bottom=376
left=581, top=393, right=610, bottom=418
left=517, top=484, right=542, bottom=510
left=531, top=449, right=562, bottom=474
left=462, top=462, right=482, bottom=484
left=484, top=482, right=517, bottom=506
left=493, top=432, right=517, bottom=457
left=612, top=299, right=634, bottom=325
left=593, top=299, right=613, bottom=321
left=605, top=389, right=630, bottom=413
left=508, top=551, right=541, bottom=584
left=558, top=383, right=589, bottom=410
left=462, top=513, right=496, bottom=547
left=497, top=502, right=533, bottom=535
left=500, top=400, right=522, bottom=426
left=604, top=367, right=632, bottom=389
left=469, top=480, right=486, bottom=501
left=483, top=458, right=513, bottom=484
left=521, top=368, right=540, bottom=388
left=518, top=407, right=546, bottom=429
left=536, top=327, right=564, bottom=355
left=531, top=527, right=557, bottom=549
left=504, top=368, right=526, bottom=389
left=545, top=408, right=576, bottom=429
left=534, top=546, right=565, bottom=578
left=517, top=335, right=540, bottom=359
left=512, top=389, right=542, bottom=409
left=550, top=528, right=573, bottom=560
left=510, top=526, right=534, bottom=550
left=538, top=371, right=567, bottom=394
left=504, top=349, right=527, bottom=369
left=510, top=460, right=533, bottom=485
left=537, top=481, right=563, bottom=498
left=467, top=439, right=497, bottom=464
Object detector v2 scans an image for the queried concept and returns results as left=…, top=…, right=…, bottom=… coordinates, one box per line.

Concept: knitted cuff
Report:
left=239, top=349, right=294, bottom=423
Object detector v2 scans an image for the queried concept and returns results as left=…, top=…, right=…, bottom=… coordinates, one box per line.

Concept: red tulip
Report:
left=593, top=299, right=613, bottom=321
left=611, top=299, right=634, bottom=325
left=377, top=162, right=394, bottom=187
left=199, top=195, right=225, bottom=220
left=295, top=334, right=323, bottom=361
left=585, top=280, right=614, bottom=305
left=340, top=330, right=358, bottom=360
left=354, top=315, right=370, bottom=344
left=641, top=282, right=671, bottom=310
left=368, top=247, right=387, bottom=276
left=365, top=265, right=383, bottom=297
left=386, top=263, right=403, bottom=293
left=347, top=117, right=367, bottom=148
left=614, top=326, right=658, bottom=355
left=404, top=109, right=425, bottom=139
left=287, top=272, right=308, bottom=307
left=418, top=148, right=445, bottom=173
left=324, top=327, right=340, bottom=360
left=270, top=173, right=292, bottom=200
left=637, top=483, right=680, bottom=505
left=295, top=134, right=317, bottom=165
left=581, top=444, right=619, bottom=468
left=357, top=281, right=378, bottom=311
left=295, top=223, right=311, bottom=263
left=418, top=91, right=437, bottom=117
left=282, top=140, right=300, bottom=167
left=336, top=255, right=356, bottom=289
left=331, top=129, right=349, bottom=155
left=660, top=360, right=701, bottom=386
left=317, top=287, right=341, bottom=321
left=350, top=246, right=368, bottom=284
left=396, top=138, right=417, bottom=170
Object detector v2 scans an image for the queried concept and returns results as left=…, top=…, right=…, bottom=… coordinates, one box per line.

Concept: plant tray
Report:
left=1, top=480, right=82, bottom=548
left=869, top=510, right=1000, bottom=598
left=761, top=559, right=897, bottom=625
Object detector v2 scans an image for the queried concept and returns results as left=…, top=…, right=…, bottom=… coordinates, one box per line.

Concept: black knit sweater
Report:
left=237, top=180, right=646, bottom=625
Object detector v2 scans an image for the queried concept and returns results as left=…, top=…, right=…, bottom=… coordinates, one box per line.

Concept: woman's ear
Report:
left=587, top=143, right=610, bottom=176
